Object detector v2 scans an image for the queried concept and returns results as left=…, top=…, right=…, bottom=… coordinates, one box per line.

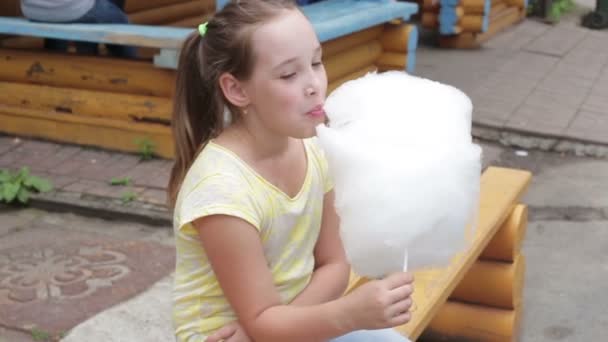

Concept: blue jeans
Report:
left=330, top=329, right=410, bottom=342
left=44, top=0, right=137, bottom=58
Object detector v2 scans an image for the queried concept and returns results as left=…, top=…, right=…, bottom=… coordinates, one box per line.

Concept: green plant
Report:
left=120, top=190, right=137, bottom=204
left=109, top=177, right=131, bottom=186
left=30, top=328, right=51, bottom=341
left=136, top=137, right=156, bottom=160
left=548, top=0, right=575, bottom=22
left=0, top=167, right=53, bottom=204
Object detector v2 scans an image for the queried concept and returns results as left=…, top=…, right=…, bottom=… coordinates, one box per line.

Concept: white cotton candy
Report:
left=316, top=71, right=481, bottom=279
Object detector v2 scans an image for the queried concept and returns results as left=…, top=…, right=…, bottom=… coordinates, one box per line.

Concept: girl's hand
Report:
left=344, top=272, right=414, bottom=330
left=205, top=321, right=252, bottom=342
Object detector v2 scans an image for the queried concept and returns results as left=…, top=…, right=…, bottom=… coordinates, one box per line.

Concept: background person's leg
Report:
left=76, top=0, right=137, bottom=58
left=330, top=329, right=410, bottom=342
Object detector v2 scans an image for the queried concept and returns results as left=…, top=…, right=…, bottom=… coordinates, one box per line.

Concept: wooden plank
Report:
left=377, top=52, right=407, bottom=69
left=0, top=104, right=174, bottom=158
left=460, top=14, right=485, bottom=32
left=450, top=254, right=525, bottom=309
left=422, top=12, right=439, bottom=28
left=481, top=204, right=527, bottom=262
left=0, top=48, right=175, bottom=97
left=129, top=0, right=214, bottom=25
left=420, top=300, right=522, bottom=342
left=0, top=82, right=172, bottom=123
left=394, top=167, right=532, bottom=339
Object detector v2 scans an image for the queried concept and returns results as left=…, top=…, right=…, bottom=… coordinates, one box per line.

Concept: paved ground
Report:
left=2, top=140, right=608, bottom=342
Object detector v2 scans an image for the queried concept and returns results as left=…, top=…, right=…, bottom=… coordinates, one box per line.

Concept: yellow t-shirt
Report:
left=172, top=138, right=332, bottom=342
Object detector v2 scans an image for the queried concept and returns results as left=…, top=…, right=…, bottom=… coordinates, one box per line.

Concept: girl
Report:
left=168, top=1, right=414, bottom=341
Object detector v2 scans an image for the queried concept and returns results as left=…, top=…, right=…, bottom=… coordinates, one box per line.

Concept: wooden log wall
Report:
left=413, top=0, right=527, bottom=48
left=0, top=21, right=418, bottom=157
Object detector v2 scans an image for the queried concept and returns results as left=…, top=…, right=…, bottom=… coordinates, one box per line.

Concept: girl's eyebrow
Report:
left=273, top=46, right=323, bottom=70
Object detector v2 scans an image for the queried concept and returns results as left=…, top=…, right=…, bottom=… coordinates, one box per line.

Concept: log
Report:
left=460, top=14, right=485, bottom=32
left=0, top=37, right=44, bottom=50
left=323, top=40, right=383, bottom=82
left=380, top=24, right=417, bottom=53
left=321, top=26, right=383, bottom=58
left=491, top=2, right=509, bottom=17
left=419, top=301, right=522, bottom=342
left=0, top=104, right=173, bottom=158
left=462, top=0, right=488, bottom=13
left=450, top=254, right=526, bottom=309
left=0, top=82, right=172, bottom=123
left=328, top=65, right=377, bottom=93
left=0, top=49, right=175, bottom=97
left=438, top=7, right=523, bottom=48
left=129, top=0, right=215, bottom=25
left=422, top=12, right=439, bottom=28
left=481, top=204, right=528, bottom=261
left=377, top=52, right=407, bottom=69
left=422, top=0, right=441, bottom=11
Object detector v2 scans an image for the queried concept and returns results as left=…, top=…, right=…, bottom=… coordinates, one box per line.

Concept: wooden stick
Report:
left=481, top=204, right=528, bottom=261
left=450, top=254, right=525, bottom=309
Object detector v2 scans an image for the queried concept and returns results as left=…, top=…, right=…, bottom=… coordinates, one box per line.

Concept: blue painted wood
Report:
left=406, top=25, right=418, bottom=74
left=0, top=17, right=190, bottom=48
left=301, top=0, right=418, bottom=42
left=439, top=6, right=458, bottom=34
left=216, top=0, right=229, bottom=10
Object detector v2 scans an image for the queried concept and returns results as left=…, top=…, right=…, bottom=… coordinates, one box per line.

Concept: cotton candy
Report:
left=316, top=71, right=481, bottom=279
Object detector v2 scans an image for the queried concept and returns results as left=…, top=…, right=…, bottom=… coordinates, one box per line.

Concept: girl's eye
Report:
left=312, top=61, right=323, bottom=67
left=281, top=73, right=296, bottom=80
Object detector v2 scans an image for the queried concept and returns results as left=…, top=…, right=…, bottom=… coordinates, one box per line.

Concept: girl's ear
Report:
left=218, top=72, right=250, bottom=108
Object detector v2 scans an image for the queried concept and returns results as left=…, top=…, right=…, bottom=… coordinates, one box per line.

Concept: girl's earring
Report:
left=242, top=107, right=248, bottom=115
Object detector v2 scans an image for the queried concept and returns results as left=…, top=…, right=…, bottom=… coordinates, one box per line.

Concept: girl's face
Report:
left=241, top=8, right=327, bottom=139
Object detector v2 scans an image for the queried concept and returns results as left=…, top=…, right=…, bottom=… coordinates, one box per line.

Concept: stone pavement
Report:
left=415, top=8, right=608, bottom=157
left=0, top=4, right=607, bottom=341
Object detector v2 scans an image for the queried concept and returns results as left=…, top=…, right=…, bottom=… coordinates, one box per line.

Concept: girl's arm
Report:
left=291, top=190, right=351, bottom=306
left=194, top=214, right=355, bottom=342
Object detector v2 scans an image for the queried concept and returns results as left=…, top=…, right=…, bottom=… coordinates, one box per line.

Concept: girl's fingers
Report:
left=387, top=298, right=413, bottom=318
left=389, top=284, right=413, bottom=303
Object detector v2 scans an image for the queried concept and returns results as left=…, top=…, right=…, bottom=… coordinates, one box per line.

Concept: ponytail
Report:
left=168, top=32, right=223, bottom=207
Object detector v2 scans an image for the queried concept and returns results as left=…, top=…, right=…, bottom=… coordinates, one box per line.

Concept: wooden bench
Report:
left=0, top=0, right=418, bottom=70
left=346, top=166, right=532, bottom=341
